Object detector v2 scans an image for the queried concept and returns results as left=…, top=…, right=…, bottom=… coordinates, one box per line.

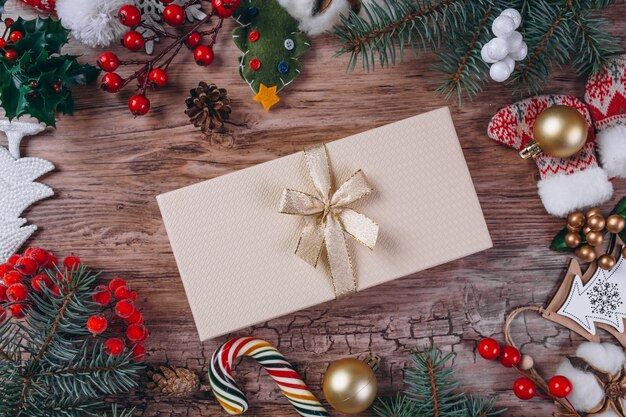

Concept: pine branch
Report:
left=569, top=9, right=622, bottom=76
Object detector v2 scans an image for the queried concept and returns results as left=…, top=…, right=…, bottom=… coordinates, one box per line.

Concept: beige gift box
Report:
left=157, top=107, right=492, bottom=341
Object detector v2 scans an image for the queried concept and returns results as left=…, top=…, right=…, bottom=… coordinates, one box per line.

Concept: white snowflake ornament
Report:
left=0, top=120, right=54, bottom=263
left=481, top=7, right=527, bottom=83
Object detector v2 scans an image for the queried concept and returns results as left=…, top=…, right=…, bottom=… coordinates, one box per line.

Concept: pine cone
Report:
left=147, top=365, right=202, bottom=398
left=185, top=82, right=231, bottom=133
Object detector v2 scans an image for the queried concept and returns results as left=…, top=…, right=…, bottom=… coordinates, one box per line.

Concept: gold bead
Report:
left=598, top=254, right=616, bottom=271
left=585, top=231, right=604, bottom=247
left=531, top=106, right=588, bottom=158
left=606, top=215, right=625, bottom=234
left=576, top=245, right=596, bottom=263
left=519, top=355, right=534, bottom=371
left=567, top=212, right=586, bottom=229
left=323, top=358, right=378, bottom=414
left=587, top=215, right=606, bottom=232
left=564, top=232, right=582, bottom=248
left=583, top=226, right=592, bottom=235
left=586, top=208, right=603, bottom=218
left=567, top=225, right=580, bottom=233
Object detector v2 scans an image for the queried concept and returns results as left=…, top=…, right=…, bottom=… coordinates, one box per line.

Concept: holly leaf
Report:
left=11, top=17, right=70, bottom=55
left=550, top=228, right=576, bottom=253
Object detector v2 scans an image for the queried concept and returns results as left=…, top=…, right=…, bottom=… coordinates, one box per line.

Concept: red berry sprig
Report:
left=0, top=18, right=20, bottom=62
left=98, top=0, right=240, bottom=117
left=478, top=338, right=578, bottom=415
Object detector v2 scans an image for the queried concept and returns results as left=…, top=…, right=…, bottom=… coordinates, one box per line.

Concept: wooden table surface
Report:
left=5, top=2, right=626, bottom=416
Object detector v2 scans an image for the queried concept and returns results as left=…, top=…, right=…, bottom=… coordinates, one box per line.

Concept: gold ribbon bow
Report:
left=279, top=145, right=379, bottom=297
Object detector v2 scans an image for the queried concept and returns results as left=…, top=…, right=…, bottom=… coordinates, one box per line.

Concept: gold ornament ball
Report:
left=567, top=224, right=580, bottom=233
left=587, top=215, right=606, bottom=232
left=564, top=232, right=582, bottom=248
left=519, top=355, right=534, bottom=371
left=586, top=208, right=603, bottom=218
left=582, top=226, right=592, bottom=235
left=567, top=212, right=586, bottom=229
left=585, top=231, right=604, bottom=247
left=322, top=358, right=378, bottom=414
left=576, top=245, right=596, bottom=262
left=598, top=254, right=616, bottom=271
left=606, top=214, right=626, bottom=234
left=532, top=105, right=588, bottom=158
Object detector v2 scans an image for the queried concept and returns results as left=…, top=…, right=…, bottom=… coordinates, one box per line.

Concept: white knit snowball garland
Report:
left=481, top=8, right=527, bottom=82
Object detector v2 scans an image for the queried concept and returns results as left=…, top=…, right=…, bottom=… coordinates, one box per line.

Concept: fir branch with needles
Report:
left=373, top=346, right=504, bottom=417
left=333, top=0, right=621, bottom=102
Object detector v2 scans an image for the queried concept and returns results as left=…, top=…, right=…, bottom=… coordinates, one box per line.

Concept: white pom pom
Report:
left=481, top=44, right=498, bottom=64
left=501, top=56, right=515, bottom=73
left=492, top=15, right=515, bottom=38
left=56, top=0, right=126, bottom=48
left=509, top=41, right=528, bottom=61
left=556, top=359, right=605, bottom=412
left=500, top=8, right=522, bottom=28
left=485, top=38, right=509, bottom=61
left=506, top=31, right=523, bottom=51
left=490, top=61, right=512, bottom=82
left=576, top=342, right=625, bottom=375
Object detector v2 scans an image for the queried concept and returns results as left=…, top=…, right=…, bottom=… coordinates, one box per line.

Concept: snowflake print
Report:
left=589, top=280, right=623, bottom=316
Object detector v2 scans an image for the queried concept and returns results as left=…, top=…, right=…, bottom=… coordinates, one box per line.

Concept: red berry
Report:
left=109, top=278, right=127, bottom=292
left=9, top=303, right=26, bottom=319
left=548, top=375, right=572, bottom=398
left=31, top=274, right=51, bottom=292
left=101, top=72, right=124, bottom=93
left=186, top=32, right=202, bottom=47
left=15, top=256, right=38, bottom=275
left=9, top=31, right=22, bottom=43
left=63, top=255, right=81, bottom=271
left=51, top=285, right=61, bottom=296
left=87, top=314, right=108, bottom=335
left=162, top=4, right=185, bottom=26
left=131, top=344, right=146, bottom=361
left=7, top=283, right=28, bottom=302
left=97, top=52, right=120, bottom=72
left=193, top=45, right=214, bottom=66
left=115, top=299, right=135, bottom=318
left=4, top=50, right=17, bottom=60
left=4, top=18, right=14, bottom=27
left=46, top=253, right=58, bottom=268
left=91, top=285, right=111, bottom=305
left=478, top=338, right=500, bottom=360
left=138, top=325, right=148, bottom=342
left=0, top=39, right=5, bottom=48
left=212, top=0, right=240, bottom=18
left=0, top=263, right=15, bottom=277
left=114, top=285, right=133, bottom=300
left=126, top=324, right=146, bottom=342
left=119, top=5, right=142, bottom=27
left=104, top=337, right=125, bottom=356
left=24, top=247, right=49, bottom=266
left=124, top=309, right=144, bottom=325
left=123, top=30, right=145, bottom=51
left=3, top=271, right=24, bottom=285
left=513, top=377, right=536, bottom=400
left=148, top=68, right=168, bottom=88
left=0, top=283, right=7, bottom=301
left=7, top=254, right=20, bottom=265
left=500, top=345, right=521, bottom=368
left=128, top=94, right=150, bottom=116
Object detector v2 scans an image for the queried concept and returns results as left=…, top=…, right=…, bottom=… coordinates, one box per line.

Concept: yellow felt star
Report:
left=253, top=84, right=280, bottom=110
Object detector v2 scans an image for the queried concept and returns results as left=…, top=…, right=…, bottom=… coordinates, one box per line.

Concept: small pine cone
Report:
left=147, top=365, right=201, bottom=398
left=185, top=82, right=232, bottom=134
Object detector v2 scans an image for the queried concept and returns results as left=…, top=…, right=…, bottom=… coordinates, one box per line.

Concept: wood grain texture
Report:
left=3, top=2, right=626, bottom=416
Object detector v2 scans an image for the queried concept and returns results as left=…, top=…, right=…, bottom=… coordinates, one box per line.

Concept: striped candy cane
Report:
left=209, top=337, right=330, bottom=417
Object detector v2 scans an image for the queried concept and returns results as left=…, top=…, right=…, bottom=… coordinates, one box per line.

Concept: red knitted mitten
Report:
left=585, top=55, right=626, bottom=178
left=488, top=95, right=613, bottom=217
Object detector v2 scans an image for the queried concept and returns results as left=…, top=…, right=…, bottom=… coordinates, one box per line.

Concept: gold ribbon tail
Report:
left=324, top=212, right=356, bottom=297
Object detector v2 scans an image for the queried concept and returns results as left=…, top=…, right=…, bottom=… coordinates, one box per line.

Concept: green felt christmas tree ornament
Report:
left=233, top=0, right=310, bottom=110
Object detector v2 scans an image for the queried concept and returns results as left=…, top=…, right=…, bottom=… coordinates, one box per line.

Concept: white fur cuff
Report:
left=537, top=167, right=613, bottom=217
left=597, top=126, right=626, bottom=178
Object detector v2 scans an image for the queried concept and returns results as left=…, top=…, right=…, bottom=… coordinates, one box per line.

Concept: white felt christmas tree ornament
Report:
left=0, top=120, right=54, bottom=263
left=56, top=0, right=127, bottom=48
left=481, top=7, right=526, bottom=82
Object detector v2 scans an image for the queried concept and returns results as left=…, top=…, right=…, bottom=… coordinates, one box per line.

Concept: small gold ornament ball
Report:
left=532, top=105, right=588, bottom=158
left=582, top=226, right=592, bottom=235
left=586, top=208, right=603, bottom=218
left=606, top=214, right=626, bottom=234
left=567, top=212, right=586, bottom=229
left=322, top=358, right=378, bottom=414
left=576, top=245, right=596, bottom=262
left=598, top=254, right=616, bottom=271
left=564, top=232, right=582, bottom=248
left=585, top=231, right=604, bottom=247
left=519, top=355, right=534, bottom=371
left=587, top=215, right=606, bottom=232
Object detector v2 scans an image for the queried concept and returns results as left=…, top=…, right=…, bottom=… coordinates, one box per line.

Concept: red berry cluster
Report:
left=0, top=247, right=63, bottom=320
left=478, top=338, right=573, bottom=402
left=98, top=0, right=240, bottom=117
left=87, top=277, right=147, bottom=360
left=0, top=18, right=21, bottom=61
